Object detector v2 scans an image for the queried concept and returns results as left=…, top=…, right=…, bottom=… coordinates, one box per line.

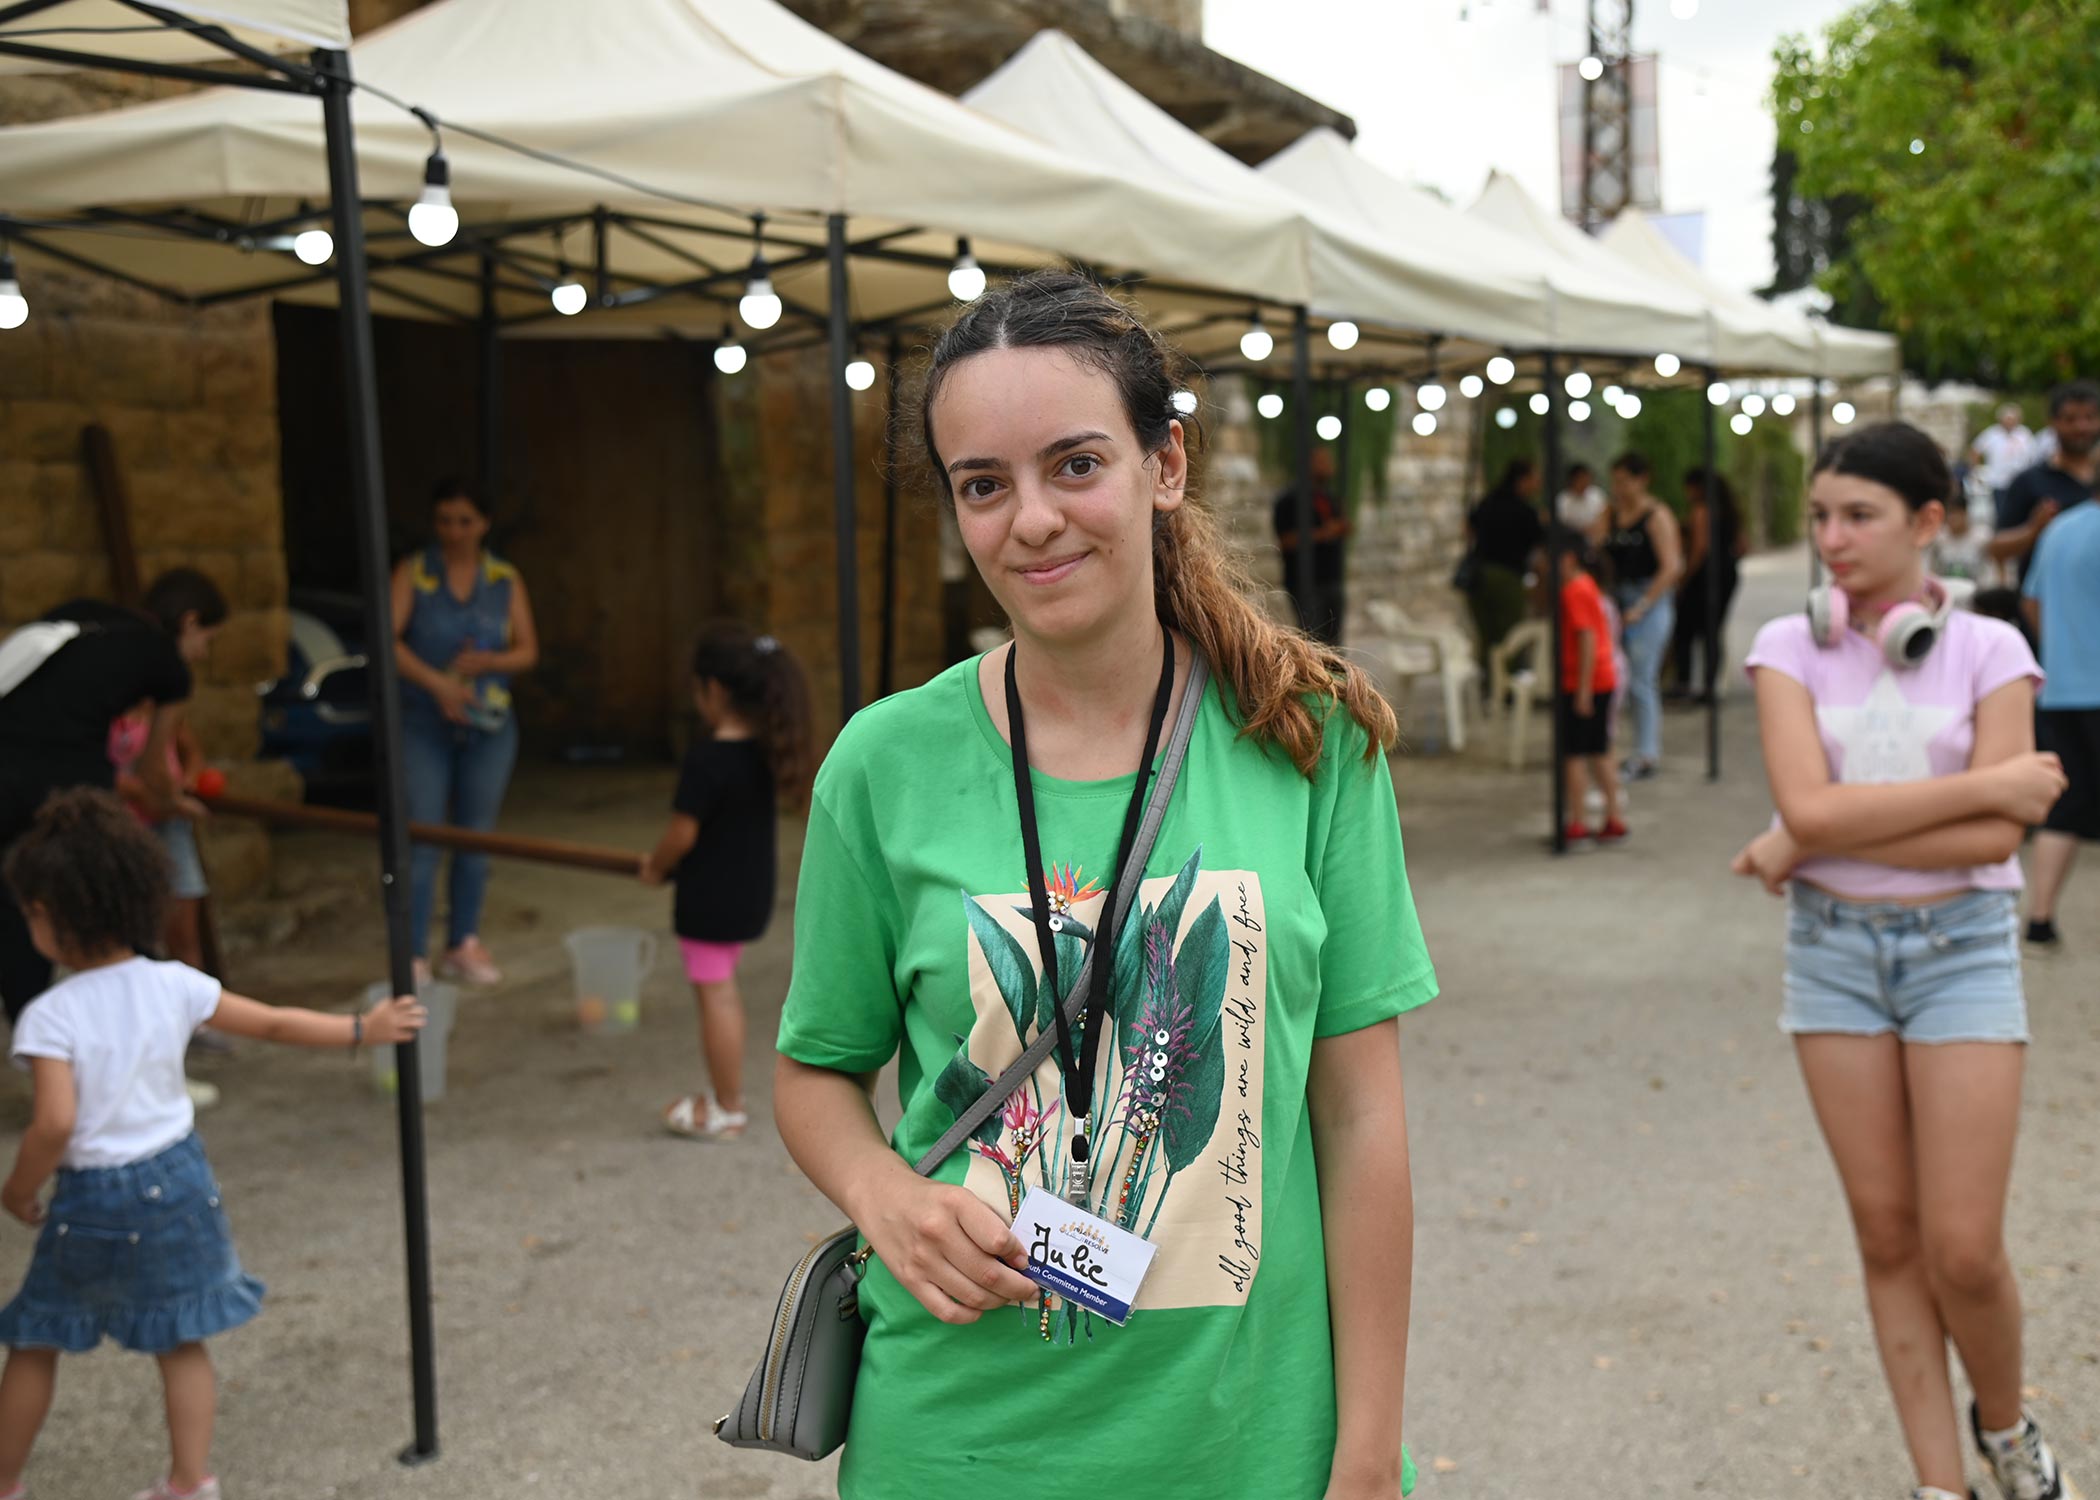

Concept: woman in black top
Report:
left=1671, top=468, right=1748, bottom=705
left=1601, top=453, right=1683, bottom=780
left=1465, top=458, right=1546, bottom=661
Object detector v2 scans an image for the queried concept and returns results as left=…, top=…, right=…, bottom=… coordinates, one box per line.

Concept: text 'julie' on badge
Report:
left=1014, top=1185, right=1160, bottom=1325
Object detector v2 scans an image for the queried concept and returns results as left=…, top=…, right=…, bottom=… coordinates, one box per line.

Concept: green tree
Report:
left=1771, top=0, right=2100, bottom=387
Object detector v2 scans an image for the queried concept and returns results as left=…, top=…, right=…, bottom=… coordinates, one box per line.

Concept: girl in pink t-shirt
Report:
left=1733, top=422, right=2075, bottom=1500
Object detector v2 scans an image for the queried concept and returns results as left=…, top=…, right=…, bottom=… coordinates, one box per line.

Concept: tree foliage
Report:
left=1771, top=0, right=2100, bottom=388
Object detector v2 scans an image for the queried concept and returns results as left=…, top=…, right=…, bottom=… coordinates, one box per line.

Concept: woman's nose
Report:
left=1009, top=482, right=1064, bottom=544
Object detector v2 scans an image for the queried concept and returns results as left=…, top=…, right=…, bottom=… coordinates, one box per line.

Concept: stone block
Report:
left=62, top=322, right=202, bottom=410
left=90, top=407, right=175, bottom=472
left=195, top=332, right=277, bottom=414
left=129, top=466, right=280, bottom=548
left=0, top=465, right=41, bottom=554
left=238, top=549, right=289, bottom=611
left=0, top=326, right=52, bottom=400
left=201, top=607, right=289, bottom=690
left=184, top=681, right=265, bottom=762
left=0, top=551, right=86, bottom=623
left=1, top=399, right=87, bottom=463
left=39, top=463, right=102, bottom=552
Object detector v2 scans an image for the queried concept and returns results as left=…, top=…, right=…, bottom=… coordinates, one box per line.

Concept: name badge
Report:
left=1014, top=1185, right=1159, bottom=1325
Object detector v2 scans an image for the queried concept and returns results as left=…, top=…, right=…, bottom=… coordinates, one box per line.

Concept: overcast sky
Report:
left=1205, top=0, right=1860, bottom=295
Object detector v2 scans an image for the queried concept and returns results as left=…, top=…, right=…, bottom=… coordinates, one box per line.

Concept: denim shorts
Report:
left=1782, top=886, right=2027, bottom=1044
left=0, top=1133, right=264, bottom=1354
left=154, top=818, right=209, bottom=901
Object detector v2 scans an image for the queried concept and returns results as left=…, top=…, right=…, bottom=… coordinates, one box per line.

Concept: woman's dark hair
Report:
left=430, top=476, right=488, bottom=516
left=1611, top=451, right=1652, bottom=479
left=918, top=269, right=1394, bottom=773
left=1814, top=421, right=1952, bottom=513
left=1490, top=458, right=1537, bottom=499
left=141, top=567, right=229, bottom=637
left=1565, top=461, right=1592, bottom=484
left=3, top=788, right=169, bottom=960
left=692, top=623, right=814, bottom=813
left=1681, top=468, right=1742, bottom=529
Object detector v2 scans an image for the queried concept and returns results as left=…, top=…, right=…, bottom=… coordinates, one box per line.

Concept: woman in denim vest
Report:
left=388, top=479, right=539, bottom=986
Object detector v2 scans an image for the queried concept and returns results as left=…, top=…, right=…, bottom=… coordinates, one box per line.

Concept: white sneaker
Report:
left=134, top=1479, right=221, bottom=1500
left=1974, top=1404, right=2066, bottom=1500
left=663, top=1094, right=747, bottom=1141
left=437, top=937, right=501, bottom=987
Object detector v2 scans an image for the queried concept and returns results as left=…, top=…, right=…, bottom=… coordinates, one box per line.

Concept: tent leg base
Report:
left=398, top=1442, right=441, bottom=1468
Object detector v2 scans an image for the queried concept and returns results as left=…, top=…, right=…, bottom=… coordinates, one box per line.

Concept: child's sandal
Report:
left=663, top=1094, right=747, bottom=1141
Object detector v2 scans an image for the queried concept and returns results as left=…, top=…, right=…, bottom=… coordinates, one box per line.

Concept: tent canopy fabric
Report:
left=0, top=0, right=1343, bottom=337
left=1258, top=127, right=1709, bottom=361
left=963, top=31, right=1555, bottom=355
left=0, top=0, right=348, bottom=71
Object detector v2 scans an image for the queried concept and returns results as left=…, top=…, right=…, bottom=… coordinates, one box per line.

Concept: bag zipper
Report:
left=758, top=1238, right=870, bottom=1442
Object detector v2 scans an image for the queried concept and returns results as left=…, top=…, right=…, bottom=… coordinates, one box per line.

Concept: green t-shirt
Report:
left=777, top=656, right=1437, bottom=1500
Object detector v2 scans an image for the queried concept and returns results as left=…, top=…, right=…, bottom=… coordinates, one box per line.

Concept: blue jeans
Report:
left=1615, top=585, right=1675, bottom=766
left=401, top=712, right=519, bottom=957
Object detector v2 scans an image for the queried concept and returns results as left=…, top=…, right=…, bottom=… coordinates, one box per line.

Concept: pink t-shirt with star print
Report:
left=1746, top=609, right=2043, bottom=899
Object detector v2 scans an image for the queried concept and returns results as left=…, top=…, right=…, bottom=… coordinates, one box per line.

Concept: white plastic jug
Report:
left=563, top=927, right=658, bottom=1035
left=366, top=979, right=459, bottom=1103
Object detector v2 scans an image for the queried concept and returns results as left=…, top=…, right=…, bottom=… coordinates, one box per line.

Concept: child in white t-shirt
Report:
left=0, top=790, right=423, bottom=1500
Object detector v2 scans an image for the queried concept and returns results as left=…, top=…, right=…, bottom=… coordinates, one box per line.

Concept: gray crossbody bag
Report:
left=715, top=655, right=1209, bottom=1461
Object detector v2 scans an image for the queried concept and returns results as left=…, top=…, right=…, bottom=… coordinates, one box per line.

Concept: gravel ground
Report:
left=6, top=548, right=2094, bottom=1500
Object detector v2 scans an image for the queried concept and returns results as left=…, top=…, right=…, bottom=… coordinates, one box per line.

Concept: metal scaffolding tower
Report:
left=1580, top=0, right=1636, bottom=230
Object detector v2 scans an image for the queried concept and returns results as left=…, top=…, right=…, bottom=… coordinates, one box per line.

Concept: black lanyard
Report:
left=1006, top=630, right=1176, bottom=1181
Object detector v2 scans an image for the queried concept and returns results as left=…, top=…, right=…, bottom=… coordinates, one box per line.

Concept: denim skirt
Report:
left=0, top=1133, right=264, bottom=1354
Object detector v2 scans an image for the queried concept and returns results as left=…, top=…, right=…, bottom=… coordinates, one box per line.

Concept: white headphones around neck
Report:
left=1807, top=575, right=1973, bottom=669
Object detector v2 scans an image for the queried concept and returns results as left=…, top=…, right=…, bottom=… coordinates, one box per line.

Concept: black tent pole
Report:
left=1543, top=350, right=1566, bottom=853
left=1703, top=363, right=1722, bottom=783
left=315, top=46, right=439, bottom=1466
left=826, top=214, right=862, bottom=724
left=1809, top=382, right=1825, bottom=589
left=877, top=328, right=901, bottom=701
left=477, top=253, right=501, bottom=505
left=1291, top=308, right=1315, bottom=627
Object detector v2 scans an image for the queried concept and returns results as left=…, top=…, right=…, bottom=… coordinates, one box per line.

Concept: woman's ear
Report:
left=1914, top=499, right=1947, bottom=549
left=1152, top=418, right=1190, bottom=515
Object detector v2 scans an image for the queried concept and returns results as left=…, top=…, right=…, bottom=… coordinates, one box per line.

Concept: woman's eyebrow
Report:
left=947, top=431, right=1114, bottom=476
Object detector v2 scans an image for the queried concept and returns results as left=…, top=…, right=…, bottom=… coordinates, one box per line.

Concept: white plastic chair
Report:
left=1487, top=619, right=1553, bottom=770
left=1362, top=599, right=1477, bottom=753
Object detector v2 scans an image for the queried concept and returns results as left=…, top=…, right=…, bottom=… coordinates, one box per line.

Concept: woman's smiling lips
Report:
left=1017, top=552, right=1087, bottom=586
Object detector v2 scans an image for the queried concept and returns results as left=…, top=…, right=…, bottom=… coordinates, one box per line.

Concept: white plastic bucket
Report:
left=564, top=927, right=658, bottom=1035
left=366, top=979, right=459, bottom=1103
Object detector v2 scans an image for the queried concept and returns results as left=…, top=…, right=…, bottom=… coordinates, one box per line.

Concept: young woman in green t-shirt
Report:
left=774, top=272, right=1436, bottom=1499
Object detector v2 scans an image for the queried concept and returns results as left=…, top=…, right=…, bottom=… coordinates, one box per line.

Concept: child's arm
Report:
left=1575, top=628, right=1598, bottom=705
left=640, top=813, right=700, bottom=885
left=175, top=720, right=206, bottom=784
left=3, top=1059, right=77, bottom=1225
left=207, top=990, right=426, bottom=1049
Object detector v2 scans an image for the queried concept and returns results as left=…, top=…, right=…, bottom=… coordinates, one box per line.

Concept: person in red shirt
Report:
left=1556, top=529, right=1627, bottom=844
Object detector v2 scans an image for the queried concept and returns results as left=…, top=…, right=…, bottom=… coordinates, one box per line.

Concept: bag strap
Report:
left=913, top=653, right=1210, bottom=1177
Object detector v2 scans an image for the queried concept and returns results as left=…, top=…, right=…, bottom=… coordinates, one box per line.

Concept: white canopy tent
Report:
left=1598, top=209, right=1898, bottom=382
left=0, top=0, right=346, bottom=71
left=963, top=30, right=1554, bottom=361
left=1258, top=128, right=1710, bottom=362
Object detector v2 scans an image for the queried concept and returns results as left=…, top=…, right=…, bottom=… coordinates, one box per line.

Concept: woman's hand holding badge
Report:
left=861, top=1174, right=1038, bottom=1325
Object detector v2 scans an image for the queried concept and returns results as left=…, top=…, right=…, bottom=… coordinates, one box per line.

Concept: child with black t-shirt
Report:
left=639, top=626, right=812, bottom=1141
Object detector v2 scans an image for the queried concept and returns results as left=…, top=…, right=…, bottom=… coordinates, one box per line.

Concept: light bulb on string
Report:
left=1529, top=392, right=1551, bottom=416
left=1654, top=352, right=1681, bottom=378
left=1578, top=55, right=1604, bottom=81
left=1565, top=370, right=1593, bottom=398
left=713, top=325, right=747, bottom=376
left=738, top=215, right=782, bottom=330
left=1568, top=399, right=1592, bottom=423
left=1171, top=389, right=1198, bottom=416
left=1617, top=393, right=1643, bottom=419
left=1240, top=312, right=1274, bottom=362
left=1486, top=355, right=1516, bottom=385
left=1909, top=139, right=1925, bottom=156
left=0, top=252, right=26, bottom=331
left=1325, top=320, right=1359, bottom=352
left=1460, top=374, right=1484, bottom=399
left=1772, top=393, right=1797, bottom=416
left=1603, top=384, right=1624, bottom=406
left=1741, top=393, right=1767, bottom=417
left=407, top=148, right=458, bottom=248
left=1707, top=380, right=1732, bottom=406
left=947, top=238, right=986, bottom=302
left=1316, top=414, right=1343, bottom=441
left=1670, top=0, right=1699, bottom=16
left=844, top=359, right=876, bottom=392
left=1256, top=392, right=1284, bottom=420
left=1364, top=386, right=1392, bottom=413
left=292, top=228, right=334, bottom=265
left=1730, top=412, right=1754, bottom=436
left=1833, top=401, right=1857, bottom=425
left=1412, top=412, right=1438, bottom=437
left=1418, top=381, right=1447, bottom=412
left=1494, top=407, right=1518, bottom=430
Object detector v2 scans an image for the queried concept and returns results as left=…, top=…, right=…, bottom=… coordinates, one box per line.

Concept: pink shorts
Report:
left=679, top=938, right=745, bottom=984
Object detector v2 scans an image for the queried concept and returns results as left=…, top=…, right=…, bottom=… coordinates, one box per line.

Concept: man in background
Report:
left=1989, top=381, right=2099, bottom=584
left=1273, top=446, right=1351, bottom=645
left=2022, top=482, right=2100, bottom=950
left=1969, top=401, right=2036, bottom=519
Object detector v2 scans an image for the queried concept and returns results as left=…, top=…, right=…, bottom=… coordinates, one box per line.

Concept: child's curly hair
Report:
left=3, top=788, right=170, bottom=960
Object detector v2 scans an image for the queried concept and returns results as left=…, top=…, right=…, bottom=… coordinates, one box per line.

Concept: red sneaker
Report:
left=1564, top=823, right=1594, bottom=843
left=1597, top=820, right=1630, bottom=845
